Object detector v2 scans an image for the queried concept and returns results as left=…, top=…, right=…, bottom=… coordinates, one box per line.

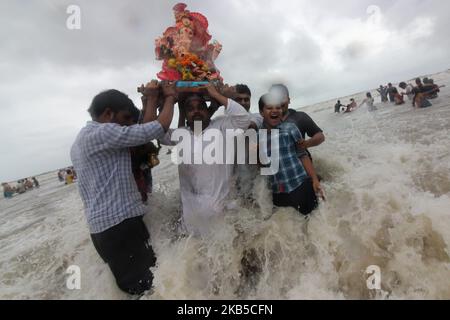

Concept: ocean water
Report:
left=1, top=71, right=449, bottom=300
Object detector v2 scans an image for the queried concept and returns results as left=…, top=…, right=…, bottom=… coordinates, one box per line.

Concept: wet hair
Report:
left=366, top=92, right=372, bottom=98
left=269, top=84, right=290, bottom=99
left=88, top=89, right=136, bottom=120
left=235, top=84, right=251, bottom=96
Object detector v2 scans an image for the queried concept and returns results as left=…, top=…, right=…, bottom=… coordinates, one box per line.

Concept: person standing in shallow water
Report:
left=359, top=92, right=377, bottom=112
left=335, top=100, right=344, bottom=113
left=258, top=93, right=325, bottom=215
left=387, top=83, right=397, bottom=103
left=32, top=177, right=40, bottom=188
left=344, top=98, right=357, bottom=113
left=159, top=84, right=251, bottom=237
left=377, top=85, right=388, bottom=103
left=70, top=81, right=175, bottom=296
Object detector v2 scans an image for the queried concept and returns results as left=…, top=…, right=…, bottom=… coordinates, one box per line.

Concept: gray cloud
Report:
left=1, top=0, right=450, bottom=181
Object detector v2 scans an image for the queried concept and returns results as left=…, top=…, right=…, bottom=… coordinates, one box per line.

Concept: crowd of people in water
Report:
left=2, top=177, right=40, bottom=199
left=1, top=167, right=81, bottom=199
left=3, top=74, right=446, bottom=295
left=57, top=167, right=78, bottom=185
left=69, top=80, right=326, bottom=295
left=334, top=76, right=444, bottom=114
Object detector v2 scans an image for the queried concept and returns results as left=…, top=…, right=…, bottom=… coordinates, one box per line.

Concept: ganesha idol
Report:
left=155, top=3, right=223, bottom=85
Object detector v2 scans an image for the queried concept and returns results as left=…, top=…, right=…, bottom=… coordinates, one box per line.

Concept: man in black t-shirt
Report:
left=269, top=84, right=325, bottom=160
left=335, top=100, right=344, bottom=113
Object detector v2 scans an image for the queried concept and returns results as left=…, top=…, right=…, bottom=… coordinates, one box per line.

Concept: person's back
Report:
left=70, top=123, right=146, bottom=227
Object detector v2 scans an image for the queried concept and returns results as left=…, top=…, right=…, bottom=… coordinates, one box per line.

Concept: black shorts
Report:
left=273, top=178, right=318, bottom=215
left=90, top=216, right=156, bottom=295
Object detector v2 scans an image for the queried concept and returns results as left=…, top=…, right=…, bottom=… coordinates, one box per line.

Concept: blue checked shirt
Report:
left=260, top=122, right=308, bottom=194
left=70, top=121, right=165, bottom=234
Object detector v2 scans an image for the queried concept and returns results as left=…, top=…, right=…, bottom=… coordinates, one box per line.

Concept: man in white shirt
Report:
left=161, top=84, right=251, bottom=236
left=399, top=82, right=414, bottom=101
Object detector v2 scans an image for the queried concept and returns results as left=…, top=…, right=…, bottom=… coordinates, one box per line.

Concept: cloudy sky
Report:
left=1, top=0, right=449, bottom=182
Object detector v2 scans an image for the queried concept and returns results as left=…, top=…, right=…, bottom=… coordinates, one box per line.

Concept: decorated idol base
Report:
left=137, top=80, right=220, bottom=103
left=175, top=81, right=209, bottom=92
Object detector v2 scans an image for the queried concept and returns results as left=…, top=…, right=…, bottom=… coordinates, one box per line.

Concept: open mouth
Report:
left=270, top=114, right=281, bottom=120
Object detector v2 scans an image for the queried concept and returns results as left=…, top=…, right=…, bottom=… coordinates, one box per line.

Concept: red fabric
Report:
left=157, top=60, right=182, bottom=81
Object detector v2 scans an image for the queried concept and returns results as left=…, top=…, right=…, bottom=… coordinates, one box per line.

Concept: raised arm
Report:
left=205, top=83, right=231, bottom=108
left=157, top=81, right=177, bottom=131
left=140, top=80, right=160, bottom=123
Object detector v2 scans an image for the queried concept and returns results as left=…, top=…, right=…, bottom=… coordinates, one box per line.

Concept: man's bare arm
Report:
left=301, top=155, right=325, bottom=201
left=157, top=82, right=177, bottom=131
left=299, top=132, right=325, bottom=149
left=141, top=80, right=160, bottom=124
left=205, top=83, right=236, bottom=108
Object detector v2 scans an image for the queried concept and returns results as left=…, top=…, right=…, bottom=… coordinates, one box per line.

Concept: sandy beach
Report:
left=1, top=70, right=449, bottom=300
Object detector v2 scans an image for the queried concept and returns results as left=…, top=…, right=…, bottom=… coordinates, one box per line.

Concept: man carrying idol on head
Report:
left=152, top=3, right=251, bottom=237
